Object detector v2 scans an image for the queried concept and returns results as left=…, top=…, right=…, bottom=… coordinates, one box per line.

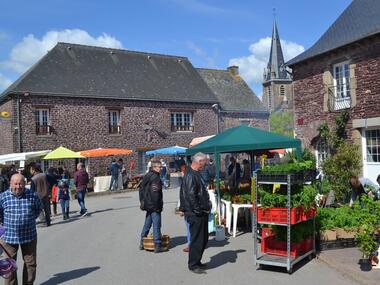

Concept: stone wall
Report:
left=292, top=35, right=380, bottom=148
left=0, top=98, right=16, bottom=155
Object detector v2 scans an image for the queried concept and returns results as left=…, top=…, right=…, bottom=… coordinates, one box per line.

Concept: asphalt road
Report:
left=16, top=188, right=360, bottom=285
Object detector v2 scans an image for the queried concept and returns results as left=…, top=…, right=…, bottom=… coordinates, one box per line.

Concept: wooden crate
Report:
left=143, top=235, right=170, bottom=251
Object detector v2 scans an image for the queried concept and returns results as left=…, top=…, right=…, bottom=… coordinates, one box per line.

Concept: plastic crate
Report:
left=257, top=207, right=316, bottom=224
left=256, top=170, right=317, bottom=184
left=257, top=207, right=303, bottom=224
left=261, top=234, right=313, bottom=257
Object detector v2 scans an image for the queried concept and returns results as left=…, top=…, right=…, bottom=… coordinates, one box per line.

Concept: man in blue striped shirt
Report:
left=0, top=173, right=42, bottom=285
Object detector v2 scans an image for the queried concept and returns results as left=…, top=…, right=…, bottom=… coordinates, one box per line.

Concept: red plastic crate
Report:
left=257, top=207, right=316, bottom=224
left=261, top=235, right=313, bottom=257
left=302, top=208, right=317, bottom=221
left=257, top=207, right=303, bottom=224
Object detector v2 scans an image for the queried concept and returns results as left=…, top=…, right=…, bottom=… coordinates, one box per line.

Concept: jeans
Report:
left=140, top=211, right=162, bottom=245
left=77, top=190, right=87, bottom=214
left=184, top=216, right=191, bottom=245
left=1, top=239, right=37, bottom=285
left=109, top=175, right=119, bottom=191
left=60, top=200, right=70, bottom=218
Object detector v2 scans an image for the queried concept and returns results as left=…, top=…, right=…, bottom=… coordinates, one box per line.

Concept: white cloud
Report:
left=0, top=73, right=12, bottom=90
left=2, top=29, right=123, bottom=74
left=229, top=37, right=305, bottom=86
left=187, top=41, right=216, bottom=68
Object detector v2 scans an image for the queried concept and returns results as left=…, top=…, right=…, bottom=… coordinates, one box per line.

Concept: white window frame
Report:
left=108, top=110, right=121, bottom=134
left=365, top=129, right=380, bottom=163
left=170, top=112, right=194, bottom=132
left=333, top=61, right=351, bottom=110
left=35, top=108, right=50, bottom=135
left=315, top=139, right=330, bottom=170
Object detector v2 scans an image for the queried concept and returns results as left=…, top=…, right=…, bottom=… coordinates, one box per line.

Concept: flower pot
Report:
left=320, top=230, right=337, bottom=241
left=359, top=258, right=372, bottom=271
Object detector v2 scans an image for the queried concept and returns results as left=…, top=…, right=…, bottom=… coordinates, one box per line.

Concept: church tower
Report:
left=262, top=20, right=293, bottom=113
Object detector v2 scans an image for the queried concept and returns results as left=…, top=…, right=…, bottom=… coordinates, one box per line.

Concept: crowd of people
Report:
left=0, top=162, right=90, bottom=284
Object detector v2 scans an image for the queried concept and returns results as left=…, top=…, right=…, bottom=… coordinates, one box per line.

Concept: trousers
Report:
left=187, top=214, right=209, bottom=270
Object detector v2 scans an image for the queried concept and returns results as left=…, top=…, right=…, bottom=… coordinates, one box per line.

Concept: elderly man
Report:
left=180, top=152, right=211, bottom=274
left=0, top=174, right=43, bottom=285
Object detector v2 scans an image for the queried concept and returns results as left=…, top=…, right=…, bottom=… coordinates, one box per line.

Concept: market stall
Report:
left=186, top=125, right=311, bottom=272
left=0, top=150, right=51, bottom=166
left=77, top=148, right=133, bottom=192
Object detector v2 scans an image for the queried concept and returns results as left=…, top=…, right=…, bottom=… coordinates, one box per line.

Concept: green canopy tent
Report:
left=186, top=125, right=302, bottom=228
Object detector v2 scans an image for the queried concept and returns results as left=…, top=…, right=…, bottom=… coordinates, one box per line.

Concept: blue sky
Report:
left=0, top=0, right=352, bottom=96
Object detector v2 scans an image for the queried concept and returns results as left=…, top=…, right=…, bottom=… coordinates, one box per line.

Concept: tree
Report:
left=269, top=111, right=294, bottom=137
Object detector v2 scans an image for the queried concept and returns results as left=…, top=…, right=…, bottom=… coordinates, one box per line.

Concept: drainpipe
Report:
left=16, top=94, right=22, bottom=152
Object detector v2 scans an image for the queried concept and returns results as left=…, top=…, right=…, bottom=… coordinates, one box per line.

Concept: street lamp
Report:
left=212, top=103, right=220, bottom=134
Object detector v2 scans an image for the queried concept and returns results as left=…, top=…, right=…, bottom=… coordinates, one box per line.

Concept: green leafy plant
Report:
left=269, top=111, right=294, bottom=137
left=272, top=221, right=314, bottom=243
left=322, top=142, right=361, bottom=202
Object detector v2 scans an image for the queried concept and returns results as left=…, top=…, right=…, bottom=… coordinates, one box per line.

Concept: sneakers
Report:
left=81, top=211, right=88, bottom=217
left=139, top=240, right=144, bottom=250
left=197, top=262, right=207, bottom=269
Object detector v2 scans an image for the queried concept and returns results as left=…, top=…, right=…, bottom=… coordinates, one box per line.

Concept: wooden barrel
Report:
left=143, top=235, right=170, bottom=251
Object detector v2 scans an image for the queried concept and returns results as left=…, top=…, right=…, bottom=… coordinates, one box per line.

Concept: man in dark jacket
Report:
left=30, top=162, right=51, bottom=226
left=180, top=152, right=211, bottom=274
left=74, top=163, right=89, bottom=217
left=108, top=159, right=120, bottom=191
left=139, top=160, right=165, bottom=253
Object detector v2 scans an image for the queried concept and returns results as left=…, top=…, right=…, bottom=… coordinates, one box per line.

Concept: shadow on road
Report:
left=40, top=266, right=100, bottom=285
left=169, top=236, right=188, bottom=249
left=206, top=249, right=246, bottom=270
left=207, top=238, right=230, bottom=248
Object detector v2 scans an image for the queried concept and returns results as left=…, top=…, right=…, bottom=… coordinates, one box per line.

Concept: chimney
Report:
left=227, top=65, right=239, bottom=76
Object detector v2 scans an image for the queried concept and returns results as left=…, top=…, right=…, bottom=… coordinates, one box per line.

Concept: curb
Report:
left=317, top=254, right=375, bottom=285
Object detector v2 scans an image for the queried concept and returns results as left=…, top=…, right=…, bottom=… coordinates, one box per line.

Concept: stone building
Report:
left=197, top=66, right=269, bottom=132
left=0, top=42, right=267, bottom=176
left=287, top=0, right=380, bottom=181
left=262, top=20, right=293, bottom=113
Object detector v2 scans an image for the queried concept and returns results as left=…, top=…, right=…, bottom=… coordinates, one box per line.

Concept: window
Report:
left=333, top=62, right=351, bottom=110
left=35, top=109, right=51, bottom=135
left=108, top=110, right=121, bottom=134
left=280, top=85, right=285, bottom=97
left=170, top=112, right=194, bottom=132
left=366, top=130, right=380, bottom=163
left=315, top=139, right=329, bottom=169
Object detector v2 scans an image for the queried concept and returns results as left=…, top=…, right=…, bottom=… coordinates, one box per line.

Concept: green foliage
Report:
left=317, top=197, right=380, bottom=257
left=316, top=206, right=362, bottom=231
left=261, top=160, right=314, bottom=173
left=322, top=142, right=362, bottom=202
left=269, top=111, right=294, bottom=137
left=258, top=184, right=317, bottom=210
left=354, top=196, right=380, bottom=257
left=272, top=221, right=314, bottom=243
left=318, top=110, right=350, bottom=150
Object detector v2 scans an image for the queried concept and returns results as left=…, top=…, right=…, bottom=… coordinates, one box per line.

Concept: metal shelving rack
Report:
left=253, top=173, right=316, bottom=274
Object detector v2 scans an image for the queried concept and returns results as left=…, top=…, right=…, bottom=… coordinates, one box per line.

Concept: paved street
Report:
left=23, top=188, right=358, bottom=285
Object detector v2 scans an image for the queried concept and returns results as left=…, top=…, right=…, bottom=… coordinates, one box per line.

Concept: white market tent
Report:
left=0, top=150, right=51, bottom=165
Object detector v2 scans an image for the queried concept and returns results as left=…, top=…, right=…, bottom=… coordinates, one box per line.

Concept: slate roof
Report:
left=197, top=68, right=267, bottom=113
left=287, top=0, right=380, bottom=66
left=0, top=42, right=217, bottom=104
left=265, top=21, right=288, bottom=81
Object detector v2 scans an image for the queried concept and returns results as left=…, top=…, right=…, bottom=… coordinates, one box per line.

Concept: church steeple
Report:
left=264, top=20, right=288, bottom=81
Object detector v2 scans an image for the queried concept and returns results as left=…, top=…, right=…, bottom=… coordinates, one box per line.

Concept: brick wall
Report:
left=0, top=98, right=16, bottom=154
left=3, top=95, right=218, bottom=176
left=220, top=112, right=269, bottom=131
left=292, top=35, right=380, bottom=148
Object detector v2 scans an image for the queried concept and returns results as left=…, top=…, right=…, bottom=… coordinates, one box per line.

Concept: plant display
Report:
left=258, top=184, right=317, bottom=210
left=272, top=221, right=314, bottom=243
left=316, top=206, right=362, bottom=231
left=261, top=160, right=314, bottom=174
left=322, top=142, right=362, bottom=202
